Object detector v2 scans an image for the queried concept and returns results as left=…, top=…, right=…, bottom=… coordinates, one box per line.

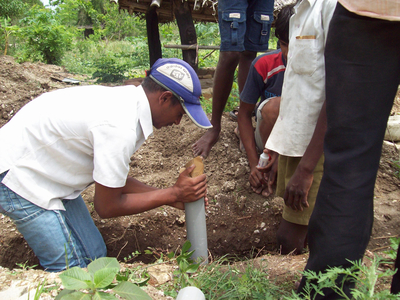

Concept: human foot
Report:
left=192, top=128, right=220, bottom=158
left=261, top=185, right=273, bottom=197
left=252, top=185, right=263, bottom=194
left=234, top=126, right=245, bottom=153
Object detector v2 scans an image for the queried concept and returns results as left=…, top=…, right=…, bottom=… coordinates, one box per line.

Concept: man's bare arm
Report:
left=93, top=165, right=207, bottom=218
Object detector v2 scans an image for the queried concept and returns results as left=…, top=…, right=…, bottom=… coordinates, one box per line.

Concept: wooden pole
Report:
left=146, top=6, right=162, bottom=67
left=173, top=0, right=198, bottom=71
left=164, top=44, right=220, bottom=50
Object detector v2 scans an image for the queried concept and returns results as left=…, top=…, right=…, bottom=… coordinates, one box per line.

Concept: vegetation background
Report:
left=0, top=0, right=278, bottom=113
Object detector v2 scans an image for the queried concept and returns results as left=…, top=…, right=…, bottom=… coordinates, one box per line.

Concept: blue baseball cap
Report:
left=147, top=58, right=212, bottom=129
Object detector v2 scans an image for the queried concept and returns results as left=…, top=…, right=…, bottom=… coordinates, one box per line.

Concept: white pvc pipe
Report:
left=176, top=286, right=205, bottom=300
left=184, top=197, right=208, bottom=264
left=385, top=115, right=400, bottom=142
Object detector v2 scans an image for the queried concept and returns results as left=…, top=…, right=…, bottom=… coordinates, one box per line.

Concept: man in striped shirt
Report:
left=237, top=5, right=291, bottom=198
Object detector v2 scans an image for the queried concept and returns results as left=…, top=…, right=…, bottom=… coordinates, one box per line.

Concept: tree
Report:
left=56, top=0, right=104, bottom=28
left=18, top=7, right=74, bottom=64
left=0, top=0, right=24, bottom=19
left=0, top=0, right=43, bottom=19
left=23, top=0, right=44, bottom=7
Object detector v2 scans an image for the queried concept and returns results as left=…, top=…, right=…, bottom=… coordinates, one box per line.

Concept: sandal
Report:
left=229, top=109, right=239, bottom=121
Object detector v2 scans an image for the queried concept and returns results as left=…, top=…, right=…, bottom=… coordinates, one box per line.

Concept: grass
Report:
left=154, top=253, right=398, bottom=300
left=159, top=255, right=292, bottom=299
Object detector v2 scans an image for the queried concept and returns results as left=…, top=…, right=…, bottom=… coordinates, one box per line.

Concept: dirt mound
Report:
left=0, top=55, right=87, bottom=127
left=0, top=55, right=399, bottom=277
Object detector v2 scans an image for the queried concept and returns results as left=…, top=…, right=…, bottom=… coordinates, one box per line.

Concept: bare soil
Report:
left=0, top=55, right=399, bottom=298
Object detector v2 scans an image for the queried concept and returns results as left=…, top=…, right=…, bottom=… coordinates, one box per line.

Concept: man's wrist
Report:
left=297, top=161, right=315, bottom=175
left=168, top=186, right=180, bottom=204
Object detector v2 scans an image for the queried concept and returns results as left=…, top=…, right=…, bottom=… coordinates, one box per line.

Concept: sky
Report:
left=40, top=0, right=50, bottom=6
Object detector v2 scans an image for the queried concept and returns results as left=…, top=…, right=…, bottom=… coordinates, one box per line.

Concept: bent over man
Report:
left=0, top=58, right=211, bottom=272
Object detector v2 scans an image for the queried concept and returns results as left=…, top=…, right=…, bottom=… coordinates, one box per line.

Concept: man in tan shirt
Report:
left=298, top=1, right=400, bottom=298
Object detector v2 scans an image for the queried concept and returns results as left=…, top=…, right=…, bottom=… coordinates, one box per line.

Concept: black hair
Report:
left=141, top=76, right=181, bottom=106
left=275, top=3, right=295, bottom=44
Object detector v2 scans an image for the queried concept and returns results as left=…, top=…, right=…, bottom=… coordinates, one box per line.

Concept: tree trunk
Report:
left=146, top=6, right=162, bottom=67
left=173, top=0, right=198, bottom=72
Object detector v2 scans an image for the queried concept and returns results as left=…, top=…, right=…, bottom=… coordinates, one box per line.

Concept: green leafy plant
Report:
left=385, top=237, right=400, bottom=261
left=164, top=240, right=200, bottom=291
left=144, top=247, right=168, bottom=264
left=233, top=261, right=285, bottom=299
left=116, top=265, right=150, bottom=288
left=1, top=17, right=19, bottom=55
left=290, top=256, right=397, bottom=300
left=392, top=159, right=400, bottom=179
left=56, top=257, right=152, bottom=300
left=15, top=260, right=38, bottom=270
left=91, top=52, right=135, bottom=83
left=0, top=0, right=24, bottom=19
left=100, top=2, right=146, bottom=40
left=200, top=96, right=212, bottom=114
left=195, top=22, right=220, bottom=68
left=17, top=7, right=74, bottom=64
left=124, top=250, right=141, bottom=263
left=269, top=27, right=278, bottom=49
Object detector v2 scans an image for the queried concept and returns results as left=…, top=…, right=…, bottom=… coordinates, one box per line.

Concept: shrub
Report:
left=17, top=6, right=74, bottom=65
left=91, top=52, right=135, bottom=83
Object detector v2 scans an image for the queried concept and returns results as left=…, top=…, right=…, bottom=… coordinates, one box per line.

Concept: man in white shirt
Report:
left=297, top=1, right=400, bottom=298
left=258, top=0, right=336, bottom=255
left=0, top=58, right=211, bottom=272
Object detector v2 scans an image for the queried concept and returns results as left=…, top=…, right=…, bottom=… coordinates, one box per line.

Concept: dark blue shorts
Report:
left=218, top=0, right=274, bottom=52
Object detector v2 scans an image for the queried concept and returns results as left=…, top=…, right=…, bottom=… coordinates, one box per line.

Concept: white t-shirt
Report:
left=0, top=85, right=153, bottom=210
left=266, top=0, right=337, bottom=157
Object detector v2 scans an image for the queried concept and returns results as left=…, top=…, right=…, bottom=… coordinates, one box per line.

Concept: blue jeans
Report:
left=0, top=171, right=107, bottom=272
left=218, top=0, right=274, bottom=52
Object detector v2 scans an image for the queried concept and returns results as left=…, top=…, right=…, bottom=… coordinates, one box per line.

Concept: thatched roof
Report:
left=113, top=0, right=218, bottom=23
left=111, top=0, right=298, bottom=24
